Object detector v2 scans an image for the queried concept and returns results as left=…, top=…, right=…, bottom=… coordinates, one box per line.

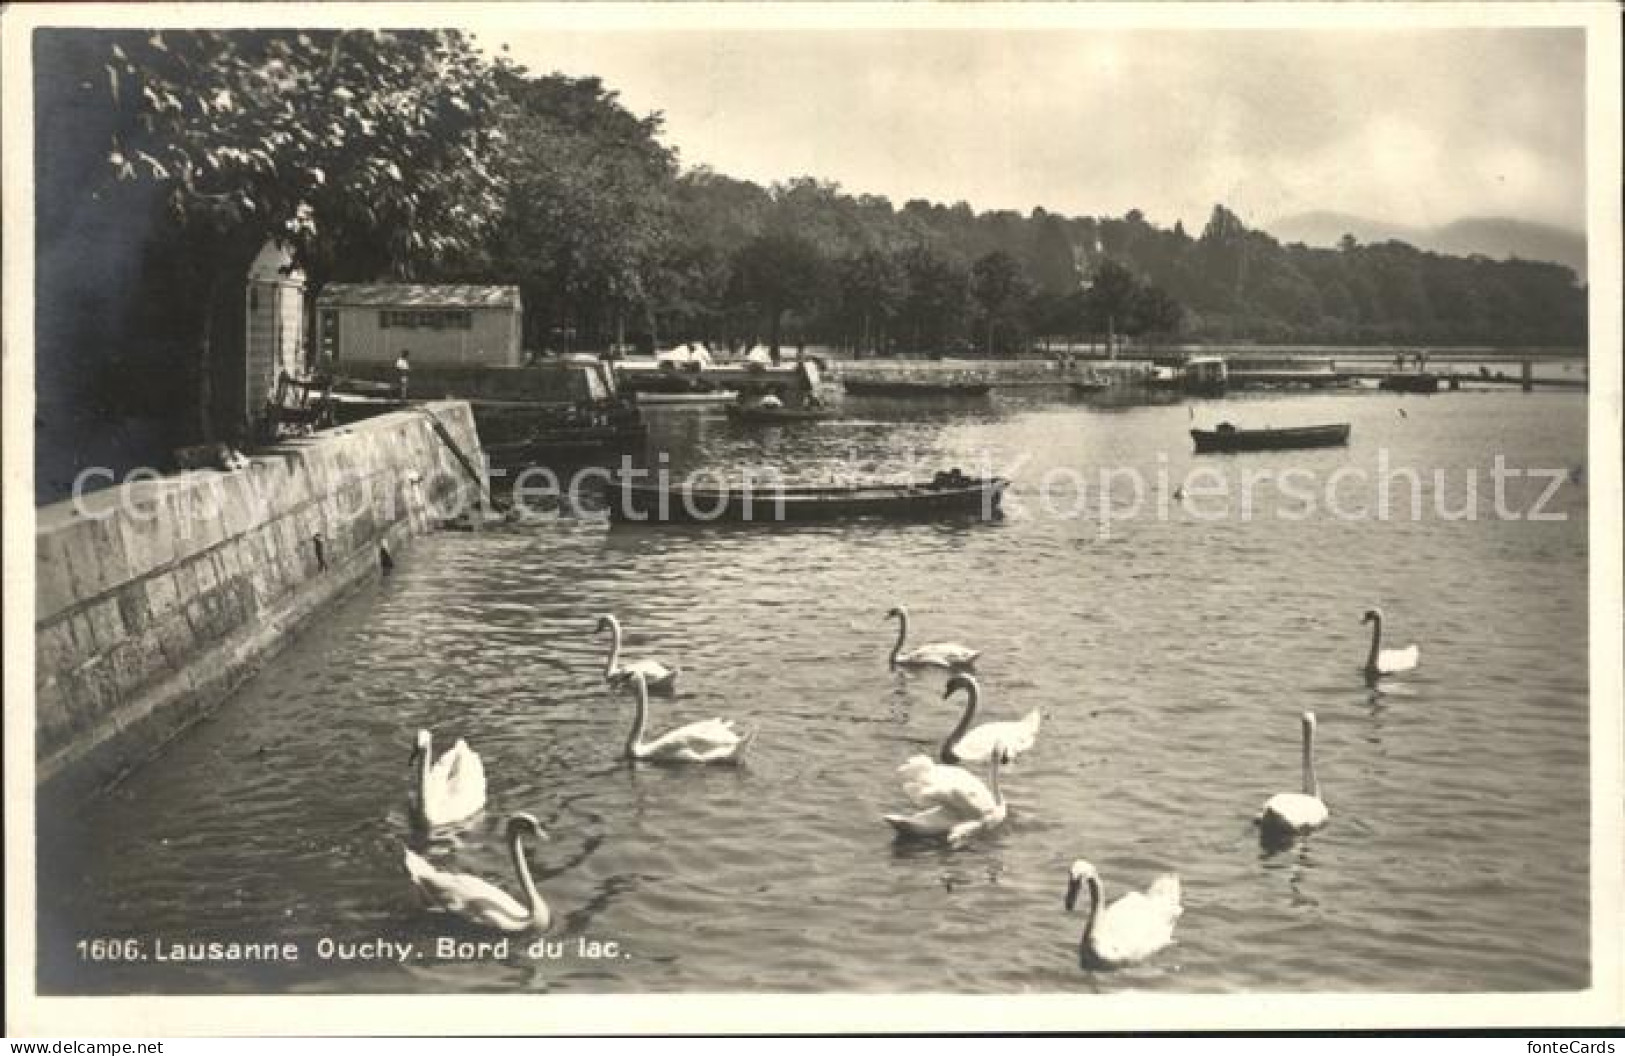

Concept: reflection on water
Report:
left=40, top=390, right=1588, bottom=994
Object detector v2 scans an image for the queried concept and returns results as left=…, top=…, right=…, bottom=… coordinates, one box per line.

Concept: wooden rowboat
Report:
left=842, top=378, right=992, bottom=397
left=607, top=473, right=1008, bottom=523
left=1191, top=422, right=1351, bottom=453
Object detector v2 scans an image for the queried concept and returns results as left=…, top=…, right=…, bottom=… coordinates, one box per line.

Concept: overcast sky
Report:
left=495, top=26, right=1585, bottom=234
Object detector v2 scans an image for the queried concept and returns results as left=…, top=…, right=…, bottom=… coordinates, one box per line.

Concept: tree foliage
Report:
left=472, top=71, right=677, bottom=348
left=100, top=29, right=508, bottom=284
left=42, top=28, right=511, bottom=448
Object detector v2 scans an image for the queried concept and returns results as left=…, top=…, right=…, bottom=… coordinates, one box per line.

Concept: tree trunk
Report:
left=197, top=271, right=220, bottom=442
left=768, top=306, right=783, bottom=364
left=642, top=299, right=659, bottom=352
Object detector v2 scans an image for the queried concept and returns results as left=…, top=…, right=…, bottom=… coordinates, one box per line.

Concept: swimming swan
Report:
left=597, top=614, right=680, bottom=694
left=622, top=670, right=753, bottom=763
left=408, top=730, right=486, bottom=828
left=939, top=673, right=1040, bottom=764
left=1258, top=711, right=1330, bottom=840
left=883, top=748, right=1008, bottom=847
left=1362, top=608, right=1420, bottom=677
left=403, top=814, right=551, bottom=933
left=886, top=605, right=979, bottom=669
left=1065, top=861, right=1183, bottom=970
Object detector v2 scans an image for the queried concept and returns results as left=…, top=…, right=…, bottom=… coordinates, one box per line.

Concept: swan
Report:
left=621, top=670, right=753, bottom=764
left=1258, top=711, right=1330, bottom=839
left=883, top=749, right=1008, bottom=847
left=886, top=605, right=979, bottom=669
left=1362, top=608, right=1420, bottom=677
left=1064, top=861, right=1183, bottom=970
left=939, top=673, right=1040, bottom=764
left=403, top=814, right=551, bottom=933
left=408, top=729, right=486, bottom=828
left=596, top=614, right=680, bottom=694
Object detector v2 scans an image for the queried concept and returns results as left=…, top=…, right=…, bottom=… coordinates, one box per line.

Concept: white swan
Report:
left=883, top=749, right=1008, bottom=847
left=403, top=814, right=551, bottom=933
left=621, top=670, right=753, bottom=764
left=1362, top=608, right=1420, bottom=677
left=408, top=729, right=486, bottom=828
left=887, top=605, right=979, bottom=669
left=597, top=614, right=680, bottom=694
left=1065, top=861, right=1183, bottom=970
left=1258, top=711, right=1330, bottom=839
left=939, top=673, right=1040, bottom=764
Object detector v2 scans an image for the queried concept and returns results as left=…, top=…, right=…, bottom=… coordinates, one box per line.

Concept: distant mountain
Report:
left=1267, top=211, right=1587, bottom=281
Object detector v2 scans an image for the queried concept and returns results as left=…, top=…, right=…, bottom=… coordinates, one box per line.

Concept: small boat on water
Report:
left=1149, top=356, right=1228, bottom=396
left=607, top=471, right=1007, bottom=524
left=725, top=403, right=837, bottom=424
left=842, top=378, right=993, bottom=397
left=1379, top=373, right=1441, bottom=394
left=1191, top=422, right=1351, bottom=453
left=1069, top=378, right=1110, bottom=395
left=635, top=390, right=740, bottom=405
left=620, top=369, right=739, bottom=405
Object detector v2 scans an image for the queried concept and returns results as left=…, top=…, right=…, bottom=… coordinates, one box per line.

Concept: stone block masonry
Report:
left=34, top=401, right=485, bottom=806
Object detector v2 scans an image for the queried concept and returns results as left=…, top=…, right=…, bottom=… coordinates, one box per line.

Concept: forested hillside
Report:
left=443, top=72, right=1587, bottom=355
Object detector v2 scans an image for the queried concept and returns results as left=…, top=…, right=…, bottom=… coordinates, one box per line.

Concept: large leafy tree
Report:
left=969, top=250, right=1033, bottom=356
left=69, top=29, right=508, bottom=439
left=730, top=232, right=831, bottom=360
left=838, top=248, right=905, bottom=356
left=896, top=244, right=970, bottom=354
left=479, top=72, right=678, bottom=350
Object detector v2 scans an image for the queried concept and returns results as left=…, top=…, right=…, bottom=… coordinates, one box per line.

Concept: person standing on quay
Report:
left=395, top=350, right=412, bottom=401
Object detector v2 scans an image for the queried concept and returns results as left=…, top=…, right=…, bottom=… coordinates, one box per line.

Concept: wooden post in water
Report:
left=1521, top=359, right=1533, bottom=392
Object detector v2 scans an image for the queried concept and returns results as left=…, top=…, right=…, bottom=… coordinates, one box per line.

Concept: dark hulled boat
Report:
left=1190, top=422, right=1351, bottom=453
left=1379, top=373, right=1441, bottom=394
left=607, top=472, right=1007, bottom=524
left=841, top=378, right=992, bottom=397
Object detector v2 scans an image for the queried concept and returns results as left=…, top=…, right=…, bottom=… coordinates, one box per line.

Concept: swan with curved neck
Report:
left=597, top=614, right=679, bottom=694
left=403, top=814, right=551, bottom=932
left=1258, top=711, right=1329, bottom=839
left=886, top=606, right=979, bottom=669
left=622, top=670, right=752, bottom=763
left=1064, top=861, right=1182, bottom=970
left=408, top=729, right=486, bottom=828
left=883, top=746, right=1008, bottom=846
left=939, top=674, right=1041, bottom=764
left=1362, top=608, right=1420, bottom=678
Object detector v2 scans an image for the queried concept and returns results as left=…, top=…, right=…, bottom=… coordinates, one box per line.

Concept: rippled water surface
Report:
left=40, top=389, right=1590, bottom=994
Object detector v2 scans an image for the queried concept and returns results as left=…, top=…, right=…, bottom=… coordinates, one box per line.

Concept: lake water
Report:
left=39, top=388, right=1591, bottom=994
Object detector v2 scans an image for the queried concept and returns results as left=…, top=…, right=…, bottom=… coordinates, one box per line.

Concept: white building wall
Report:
left=333, top=307, right=520, bottom=368
left=245, top=279, right=306, bottom=419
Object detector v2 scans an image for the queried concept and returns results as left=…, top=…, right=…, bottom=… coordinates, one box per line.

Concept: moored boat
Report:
left=842, top=378, right=992, bottom=397
left=1191, top=422, right=1351, bottom=453
left=1379, top=373, right=1441, bottom=394
left=635, top=390, right=740, bottom=405
left=607, top=471, right=1007, bottom=524
left=725, top=403, right=837, bottom=424
left=620, top=369, right=739, bottom=405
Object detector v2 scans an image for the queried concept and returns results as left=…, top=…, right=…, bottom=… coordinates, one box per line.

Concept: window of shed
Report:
left=380, top=310, right=473, bottom=330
